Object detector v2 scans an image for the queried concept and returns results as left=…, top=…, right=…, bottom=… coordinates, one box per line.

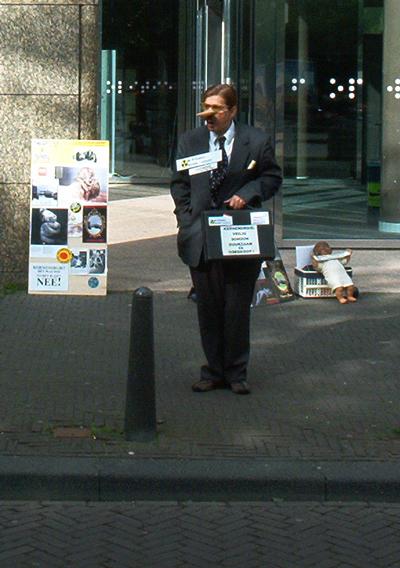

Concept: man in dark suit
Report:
left=171, top=84, right=282, bottom=394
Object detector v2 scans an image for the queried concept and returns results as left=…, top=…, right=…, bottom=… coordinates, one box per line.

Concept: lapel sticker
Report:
left=176, top=150, right=221, bottom=172
left=189, top=162, right=218, bottom=176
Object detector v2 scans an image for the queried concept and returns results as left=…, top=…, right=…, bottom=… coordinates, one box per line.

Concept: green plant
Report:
left=90, top=424, right=124, bottom=440
left=0, top=282, right=27, bottom=296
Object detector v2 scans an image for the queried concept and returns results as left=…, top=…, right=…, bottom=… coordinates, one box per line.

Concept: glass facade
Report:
left=101, top=0, right=180, bottom=183
left=282, top=0, right=387, bottom=240
left=101, top=0, right=399, bottom=245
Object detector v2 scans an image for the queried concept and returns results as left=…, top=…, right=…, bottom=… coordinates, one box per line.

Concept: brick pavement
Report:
left=1, top=286, right=400, bottom=460
left=2, top=181, right=400, bottom=566
left=1, top=500, right=400, bottom=568
left=2, top=190, right=400, bottom=502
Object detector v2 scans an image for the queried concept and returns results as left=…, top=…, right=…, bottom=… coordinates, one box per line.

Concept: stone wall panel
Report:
left=0, top=184, right=30, bottom=282
left=0, top=95, right=79, bottom=183
left=0, top=1, right=97, bottom=5
left=80, top=5, right=99, bottom=139
left=0, top=1, right=99, bottom=285
left=0, top=6, right=80, bottom=95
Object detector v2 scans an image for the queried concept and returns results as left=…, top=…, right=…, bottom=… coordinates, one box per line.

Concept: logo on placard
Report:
left=74, top=150, right=97, bottom=163
left=88, top=277, right=99, bottom=288
left=56, top=248, right=73, bottom=263
left=70, top=202, right=82, bottom=213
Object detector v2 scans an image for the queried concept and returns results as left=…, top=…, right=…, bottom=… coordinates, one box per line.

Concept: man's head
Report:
left=198, top=83, right=238, bottom=135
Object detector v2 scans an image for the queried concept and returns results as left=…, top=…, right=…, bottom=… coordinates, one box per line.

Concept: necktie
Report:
left=209, top=136, right=228, bottom=206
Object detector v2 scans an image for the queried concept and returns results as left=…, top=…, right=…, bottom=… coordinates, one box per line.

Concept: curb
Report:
left=1, top=457, right=399, bottom=502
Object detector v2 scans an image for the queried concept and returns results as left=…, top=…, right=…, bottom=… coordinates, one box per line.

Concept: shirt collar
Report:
left=210, top=121, right=235, bottom=146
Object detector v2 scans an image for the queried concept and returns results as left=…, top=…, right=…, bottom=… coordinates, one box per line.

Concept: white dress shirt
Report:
left=209, top=121, right=235, bottom=165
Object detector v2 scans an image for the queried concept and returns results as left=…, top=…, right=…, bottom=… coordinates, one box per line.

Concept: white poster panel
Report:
left=220, top=225, right=260, bottom=256
left=29, top=264, right=69, bottom=292
left=29, top=140, right=109, bottom=295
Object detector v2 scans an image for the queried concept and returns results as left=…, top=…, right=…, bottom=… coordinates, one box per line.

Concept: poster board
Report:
left=251, top=254, right=295, bottom=307
left=29, top=140, right=109, bottom=295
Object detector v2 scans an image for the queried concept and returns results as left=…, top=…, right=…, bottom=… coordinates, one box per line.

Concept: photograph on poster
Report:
left=82, top=206, right=107, bottom=243
left=89, top=249, right=106, bottom=274
left=31, top=182, right=59, bottom=207
left=29, top=245, right=60, bottom=258
left=29, top=263, right=69, bottom=292
left=31, top=166, right=59, bottom=207
left=30, top=208, right=68, bottom=246
left=68, top=208, right=83, bottom=237
left=56, top=166, right=108, bottom=207
left=70, top=250, right=88, bottom=274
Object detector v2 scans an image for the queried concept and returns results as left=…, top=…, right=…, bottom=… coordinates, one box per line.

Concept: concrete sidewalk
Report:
left=1, top=193, right=400, bottom=501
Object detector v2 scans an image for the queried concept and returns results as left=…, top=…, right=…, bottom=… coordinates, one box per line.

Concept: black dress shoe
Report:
left=187, top=286, right=197, bottom=303
left=230, top=381, right=251, bottom=395
left=192, top=379, right=226, bottom=392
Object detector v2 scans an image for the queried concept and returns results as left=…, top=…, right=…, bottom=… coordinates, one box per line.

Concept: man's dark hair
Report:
left=202, top=83, right=238, bottom=109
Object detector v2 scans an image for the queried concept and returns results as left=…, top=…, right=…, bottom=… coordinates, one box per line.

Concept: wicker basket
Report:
left=294, top=267, right=353, bottom=298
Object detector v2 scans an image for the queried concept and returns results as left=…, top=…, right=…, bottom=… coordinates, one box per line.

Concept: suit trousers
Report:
left=190, top=257, right=261, bottom=384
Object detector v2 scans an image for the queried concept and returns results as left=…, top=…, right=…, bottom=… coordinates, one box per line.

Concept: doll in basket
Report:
left=312, top=241, right=358, bottom=304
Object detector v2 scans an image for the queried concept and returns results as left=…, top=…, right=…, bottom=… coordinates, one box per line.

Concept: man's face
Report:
left=200, top=95, right=237, bottom=135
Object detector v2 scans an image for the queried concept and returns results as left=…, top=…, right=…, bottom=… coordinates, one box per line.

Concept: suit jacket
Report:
left=170, top=122, right=282, bottom=267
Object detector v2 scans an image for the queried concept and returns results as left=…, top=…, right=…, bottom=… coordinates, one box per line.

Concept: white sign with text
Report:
left=220, top=225, right=260, bottom=256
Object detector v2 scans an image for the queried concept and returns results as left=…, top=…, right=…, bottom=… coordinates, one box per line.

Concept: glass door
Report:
left=194, top=0, right=224, bottom=124
left=101, top=0, right=180, bottom=186
left=281, top=0, right=389, bottom=242
left=194, top=0, right=253, bottom=124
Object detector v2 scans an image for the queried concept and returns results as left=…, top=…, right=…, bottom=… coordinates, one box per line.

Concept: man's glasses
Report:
left=200, top=103, right=229, bottom=114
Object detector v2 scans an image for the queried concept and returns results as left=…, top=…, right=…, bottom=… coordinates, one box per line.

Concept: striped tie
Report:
left=209, top=136, right=228, bottom=207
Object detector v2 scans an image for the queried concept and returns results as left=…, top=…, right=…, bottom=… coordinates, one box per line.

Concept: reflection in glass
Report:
left=282, top=0, right=390, bottom=240
left=101, top=0, right=179, bottom=184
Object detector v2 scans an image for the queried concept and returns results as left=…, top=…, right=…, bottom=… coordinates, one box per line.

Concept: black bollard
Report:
left=124, top=287, right=156, bottom=441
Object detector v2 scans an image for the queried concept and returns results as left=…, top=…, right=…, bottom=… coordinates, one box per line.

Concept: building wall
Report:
left=0, top=0, right=99, bottom=285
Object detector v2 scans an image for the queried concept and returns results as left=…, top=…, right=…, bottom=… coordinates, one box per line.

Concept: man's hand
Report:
left=224, top=195, right=246, bottom=209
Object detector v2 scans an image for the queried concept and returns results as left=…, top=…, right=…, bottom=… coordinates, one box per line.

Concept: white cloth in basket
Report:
left=312, top=250, right=353, bottom=292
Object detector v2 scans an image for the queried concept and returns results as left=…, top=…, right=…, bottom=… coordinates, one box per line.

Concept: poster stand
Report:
left=29, top=140, right=109, bottom=295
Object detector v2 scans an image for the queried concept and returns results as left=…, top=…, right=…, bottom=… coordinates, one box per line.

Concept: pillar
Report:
left=296, top=11, right=309, bottom=179
left=0, top=0, right=99, bottom=285
left=379, top=0, right=400, bottom=233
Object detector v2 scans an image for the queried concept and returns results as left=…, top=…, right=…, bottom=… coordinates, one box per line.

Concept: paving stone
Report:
left=53, top=427, right=93, bottom=438
left=0, top=501, right=399, bottom=567
left=2, top=292, right=400, bottom=460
